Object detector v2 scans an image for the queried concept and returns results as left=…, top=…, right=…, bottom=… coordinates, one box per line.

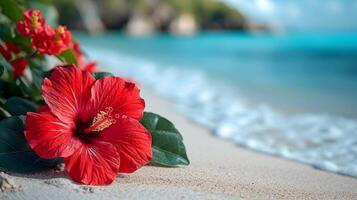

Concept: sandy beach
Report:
left=1, top=88, right=357, bottom=200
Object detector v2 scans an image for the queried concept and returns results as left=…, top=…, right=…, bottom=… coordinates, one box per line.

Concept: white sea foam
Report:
left=87, top=47, right=357, bottom=178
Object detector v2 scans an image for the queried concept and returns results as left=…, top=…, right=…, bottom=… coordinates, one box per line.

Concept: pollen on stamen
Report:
left=90, top=107, right=119, bottom=132
left=31, top=14, right=40, bottom=29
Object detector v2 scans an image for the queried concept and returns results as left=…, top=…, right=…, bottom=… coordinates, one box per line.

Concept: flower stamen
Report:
left=84, top=107, right=118, bottom=133
left=31, top=14, right=40, bottom=29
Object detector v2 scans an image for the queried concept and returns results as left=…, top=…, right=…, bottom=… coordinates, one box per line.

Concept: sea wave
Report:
left=87, top=47, right=357, bottom=178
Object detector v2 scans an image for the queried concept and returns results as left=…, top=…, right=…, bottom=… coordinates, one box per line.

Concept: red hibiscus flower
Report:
left=16, top=9, right=45, bottom=36
left=72, top=41, right=98, bottom=73
left=31, top=25, right=72, bottom=55
left=24, top=66, right=152, bottom=185
left=0, top=42, right=28, bottom=77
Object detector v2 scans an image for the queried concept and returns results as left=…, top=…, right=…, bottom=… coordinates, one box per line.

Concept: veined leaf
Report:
left=140, top=112, right=189, bottom=166
left=58, top=49, right=77, bottom=64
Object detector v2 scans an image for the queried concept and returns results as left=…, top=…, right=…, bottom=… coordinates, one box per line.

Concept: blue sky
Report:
left=221, top=0, right=357, bottom=32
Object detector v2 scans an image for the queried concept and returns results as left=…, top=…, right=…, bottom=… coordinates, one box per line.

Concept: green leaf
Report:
left=9, top=36, right=32, bottom=53
left=27, top=0, right=53, bottom=5
left=30, top=67, right=43, bottom=90
left=0, top=116, right=62, bottom=173
left=140, top=112, right=189, bottom=166
left=58, top=49, right=77, bottom=64
left=0, top=0, right=23, bottom=23
left=0, top=80, right=23, bottom=98
left=0, top=62, right=3, bottom=77
left=28, top=59, right=48, bottom=90
left=18, top=77, right=33, bottom=98
left=0, top=54, right=12, bottom=74
left=0, top=106, right=11, bottom=120
left=92, top=72, right=114, bottom=79
left=4, top=97, right=38, bottom=116
left=0, top=24, right=16, bottom=43
left=41, top=69, right=54, bottom=79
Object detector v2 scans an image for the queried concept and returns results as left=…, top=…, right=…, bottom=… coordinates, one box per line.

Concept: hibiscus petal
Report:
left=25, top=106, right=81, bottom=159
left=42, top=66, right=95, bottom=124
left=99, top=116, right=152, bottom=173
left=91, top=77, right=145, bottom=121
left=64, top=140, right=120, bottom=185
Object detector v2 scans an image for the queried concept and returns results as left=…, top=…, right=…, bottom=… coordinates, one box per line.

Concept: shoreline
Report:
left=2, top=87, right=357, bottom=199
left=87, top=48, right=357, bottom=178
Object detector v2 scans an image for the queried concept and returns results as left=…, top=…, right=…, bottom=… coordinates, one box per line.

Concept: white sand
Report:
left=1, top=88, right=357, bottom=200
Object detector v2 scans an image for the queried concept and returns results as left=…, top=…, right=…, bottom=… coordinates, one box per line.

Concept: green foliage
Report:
left=0, top=106, right=11, bottom=119
left=0, top=80, right=22, bottom=100
left=53, top=0, right=245, bottom=31
left=0, top=0, right=23, bottom=23
left=0, top=0, right=59, bottom=103
left=0, top=0, right=190, bottom=177
left=29, top=58, right=48, bottom=90
left=0, top=57, right=5, bottom=76
left=41, top=68, right=54, bottom=78
left=0, top=116, right=62, bottom=173
left=58, top=49, right=77, bottom=64
left=4, top=97, right=38, bottom=116
left=141, top=112, right=189, bottom=166
left=92, top=72, right=113, bottom=79
left=166, top=0, right=245, bottom=28
left=0, top=54, right=13, bottom=75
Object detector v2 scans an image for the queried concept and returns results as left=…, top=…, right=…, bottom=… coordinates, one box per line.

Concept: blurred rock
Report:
left=244, top=22, right=277, bottom=33
left=0, top=172, right=18, bottom=192
left=169, top=14, right=198, bottom=36
left=125, top=15, right=156, bottom=36
left=74, top=0, right=105, bottom=34
left=54, top=0, right=248, bottom=35
left=152, top=3, right=176, bottom=31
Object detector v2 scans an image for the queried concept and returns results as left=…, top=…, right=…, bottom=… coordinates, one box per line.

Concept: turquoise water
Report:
left=77, top=32, right=357, bottom=178
left=77, top=32, right=357, bottom=117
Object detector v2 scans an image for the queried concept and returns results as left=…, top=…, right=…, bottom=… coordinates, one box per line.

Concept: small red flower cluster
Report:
left=17, top=9, right=71, bottom=55
left=16, top=9, right=44, bottom=36
left=16, top=9, right=97, bottom=72
left=0, top=42, right=28, bottom=77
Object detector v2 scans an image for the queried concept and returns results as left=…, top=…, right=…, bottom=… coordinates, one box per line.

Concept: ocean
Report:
left=76, top=31, right=357, bottom=178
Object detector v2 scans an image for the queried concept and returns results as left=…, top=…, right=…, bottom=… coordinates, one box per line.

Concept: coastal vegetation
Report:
left=54, top=0, right=246, bottom=35
left=0, top=0, right=189, bottom=185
